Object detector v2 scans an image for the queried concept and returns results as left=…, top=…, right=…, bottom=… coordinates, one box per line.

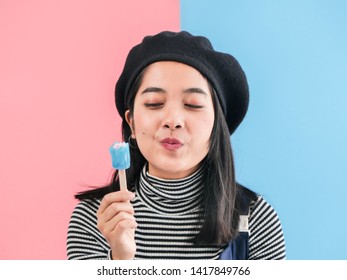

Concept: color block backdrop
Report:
left=0, top=0, right=179, bottom=259
left=1, top=0, right=346, bottom=260
left=181, top=0, right=347, bottom=259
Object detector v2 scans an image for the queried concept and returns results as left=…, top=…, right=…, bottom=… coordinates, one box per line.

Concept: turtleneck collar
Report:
left=136, top=164, right=205, bottom=215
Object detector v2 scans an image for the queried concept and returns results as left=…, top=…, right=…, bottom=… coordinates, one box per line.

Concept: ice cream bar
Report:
left=109, top=142, right=130, bottom=191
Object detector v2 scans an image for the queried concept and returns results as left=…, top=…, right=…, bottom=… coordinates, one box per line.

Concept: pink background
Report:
left=0, top=0, right=179, bottom=259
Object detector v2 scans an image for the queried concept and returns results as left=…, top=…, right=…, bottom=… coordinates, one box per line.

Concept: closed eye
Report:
left=144, top=103, right=164, bottom=108
left=185, top=104, right=204, bottom=109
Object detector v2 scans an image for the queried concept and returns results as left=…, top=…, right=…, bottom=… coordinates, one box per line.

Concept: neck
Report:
left=146, top=161, right=205, bottom=180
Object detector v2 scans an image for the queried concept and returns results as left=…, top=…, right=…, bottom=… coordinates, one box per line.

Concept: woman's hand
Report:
left=97, top=191, right=137, bottom=260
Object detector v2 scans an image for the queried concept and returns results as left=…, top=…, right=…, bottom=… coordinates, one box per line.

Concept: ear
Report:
left=125, top=110, right=135, bottom=138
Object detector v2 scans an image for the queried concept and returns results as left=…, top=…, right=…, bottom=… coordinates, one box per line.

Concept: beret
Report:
left=115, top=31, right=249, bottom=135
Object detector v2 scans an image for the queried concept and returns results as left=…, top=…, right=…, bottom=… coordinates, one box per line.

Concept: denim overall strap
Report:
left=218, top=215, right=249, bottom=260
left=218, top=184, right=256, bottom=260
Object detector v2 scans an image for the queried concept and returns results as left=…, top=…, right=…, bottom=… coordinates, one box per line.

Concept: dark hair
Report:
left=75, top=66, right=257, bottom=244
left=74, top=72, right=145, bottom=200
left=193, top=85, right=257, bottom=244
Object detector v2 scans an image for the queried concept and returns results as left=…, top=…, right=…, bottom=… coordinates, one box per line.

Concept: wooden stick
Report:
left=118, top=169, right=127, bottom=191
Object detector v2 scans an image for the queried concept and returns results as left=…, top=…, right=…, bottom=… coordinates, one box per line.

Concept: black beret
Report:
left=115, top=31, right=249, bottom=135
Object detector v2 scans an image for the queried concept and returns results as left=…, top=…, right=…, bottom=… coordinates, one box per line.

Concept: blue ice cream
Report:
left=109, top=142, right=130, bottom=170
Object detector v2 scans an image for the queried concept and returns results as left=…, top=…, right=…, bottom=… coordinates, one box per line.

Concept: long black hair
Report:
left=75, top=67, right=257, bottom=244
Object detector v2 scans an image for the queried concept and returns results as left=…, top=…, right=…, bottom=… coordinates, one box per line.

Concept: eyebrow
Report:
left=141, top=87, right=207, bottom=95
left=183, top=87, right=208, bottom=95
left=141, top=87, right=166, bottom=94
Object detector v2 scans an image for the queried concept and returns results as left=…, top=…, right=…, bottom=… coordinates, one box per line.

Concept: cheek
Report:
left=200, top=117, right=214, bottom=147
left=133, top=112, right=153, bottom=137
left=132, top=99, right=154, bottom=133
left=199, top=114, right=215, bottom=134
left=188, top=117, right=214, bottom=151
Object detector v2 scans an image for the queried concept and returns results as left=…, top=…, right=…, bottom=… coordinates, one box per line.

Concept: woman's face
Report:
left=126, top=61, right=215, bottom=179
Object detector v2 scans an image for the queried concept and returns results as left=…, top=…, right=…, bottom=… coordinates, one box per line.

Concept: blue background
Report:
left=181, top=0, right=347, bottom=259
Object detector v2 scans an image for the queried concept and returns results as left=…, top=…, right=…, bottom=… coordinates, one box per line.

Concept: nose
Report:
left=162, top=105, right=184, bottom=130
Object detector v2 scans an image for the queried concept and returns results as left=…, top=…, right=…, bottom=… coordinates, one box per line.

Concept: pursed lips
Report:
left=160, top=138, right=183, bottom=151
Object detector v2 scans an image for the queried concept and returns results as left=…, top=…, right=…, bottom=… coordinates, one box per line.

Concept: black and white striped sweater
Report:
left=67, top=167, right=286, bottom=259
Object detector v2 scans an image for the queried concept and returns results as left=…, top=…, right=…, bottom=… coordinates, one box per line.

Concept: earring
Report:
left=128, top=135, right=138, bottom=149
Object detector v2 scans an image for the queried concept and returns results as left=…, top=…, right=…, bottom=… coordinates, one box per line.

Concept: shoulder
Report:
left=248, top=195, right=281, bottom=223
left=67, top=198, right=110, bottom=259
left=69, top=199, right=101, bottom=228
left=72, top=198, right=101, bottom=214
left=248, top=196, right=286, bottom=259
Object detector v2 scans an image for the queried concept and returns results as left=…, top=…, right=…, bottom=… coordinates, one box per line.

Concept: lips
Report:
left=160, top=138, right=183, bottom=151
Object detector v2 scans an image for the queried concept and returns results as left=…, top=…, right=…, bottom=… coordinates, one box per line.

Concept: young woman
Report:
left=66, top=31, right=286, bottom=260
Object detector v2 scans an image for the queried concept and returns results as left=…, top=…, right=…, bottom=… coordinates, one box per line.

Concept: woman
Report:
left=66, top=31, right=286, bottom=260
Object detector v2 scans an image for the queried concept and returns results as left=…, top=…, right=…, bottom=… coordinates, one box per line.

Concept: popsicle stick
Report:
left=118, top=169, right=127, bottom=191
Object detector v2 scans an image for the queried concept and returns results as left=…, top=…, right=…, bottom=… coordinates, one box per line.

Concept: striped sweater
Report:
left=67, top=167, right=286, bottom=259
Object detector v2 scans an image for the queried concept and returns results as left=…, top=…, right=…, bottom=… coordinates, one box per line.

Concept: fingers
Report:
left=97, top=191, right=137, bottom=238
left=97, top=191, right=135, bottom=216
left=114, top=216, right=138, bottom=233
left=98, top=201, right=134, bottom=223
left=96, top=191, right=137, bottom=259
left=99, top=210, right=137, bottom=234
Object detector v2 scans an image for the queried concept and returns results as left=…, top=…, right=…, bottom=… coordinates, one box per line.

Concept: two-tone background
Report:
left=1, top=0, right=346, bottom=259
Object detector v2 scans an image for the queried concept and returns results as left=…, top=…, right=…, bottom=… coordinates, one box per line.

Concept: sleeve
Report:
left=248, top=196, right=286, bottom=260
left=66, top=199, right=111, bottom=260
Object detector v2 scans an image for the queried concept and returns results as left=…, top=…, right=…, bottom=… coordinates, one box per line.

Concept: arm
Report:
left=66, top=199, right=110, bottom=260
left=248, top=196, right=286, bottom=260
